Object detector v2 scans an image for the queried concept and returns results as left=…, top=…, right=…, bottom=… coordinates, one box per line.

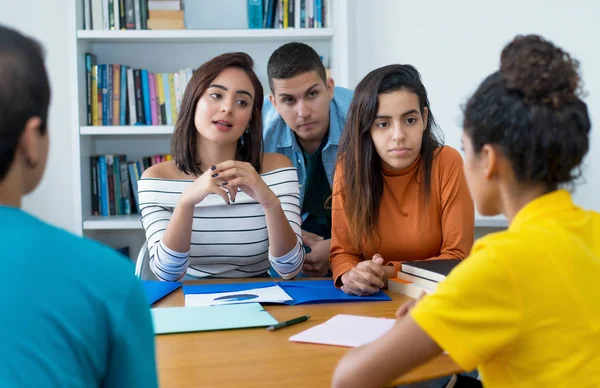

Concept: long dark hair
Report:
left=463, top=35, right=589, bottom=191
left=336, top=64, right=443, bottom=250
left=171, top=52, right=263, bottom=175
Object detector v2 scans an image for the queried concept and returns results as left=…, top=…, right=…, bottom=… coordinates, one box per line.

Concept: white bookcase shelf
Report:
left=80, top=125, right=174, bottom=135
left=71, top=0, right=351, bottom=257
left=77, top=28, right=335, bottom=43
left=83, top=214, right=142, bottom=230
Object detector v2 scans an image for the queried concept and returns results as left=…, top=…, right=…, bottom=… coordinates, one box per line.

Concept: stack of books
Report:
left=147, top=0, right=184, bottom=30
left=388, top=259, right=461, bottom=298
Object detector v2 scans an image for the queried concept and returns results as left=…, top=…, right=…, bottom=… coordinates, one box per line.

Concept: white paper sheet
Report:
left=289, top=314, right=396, bottom=347
left=184, top=285, right=293, bottom=307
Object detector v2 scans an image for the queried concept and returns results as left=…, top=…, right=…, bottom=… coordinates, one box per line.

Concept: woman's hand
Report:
left=214, top=160, right=278, bottom=207
left=340, top=255, right=386, bottom=296
left=179, top=165, right=231, bottom=207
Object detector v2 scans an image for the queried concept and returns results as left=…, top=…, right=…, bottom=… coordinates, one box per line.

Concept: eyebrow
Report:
left=208, top=84, right=253, bottom=99
left=277, top=83, right=321, bottom=99
left=375, top=109, right=420, bottom=119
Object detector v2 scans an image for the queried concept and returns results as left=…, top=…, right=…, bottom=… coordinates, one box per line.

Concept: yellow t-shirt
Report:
left=411, top=190, right=600, bottom=387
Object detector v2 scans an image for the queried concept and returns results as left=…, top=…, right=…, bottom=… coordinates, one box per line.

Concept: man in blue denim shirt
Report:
left=263, top=42, right=353, bottom=276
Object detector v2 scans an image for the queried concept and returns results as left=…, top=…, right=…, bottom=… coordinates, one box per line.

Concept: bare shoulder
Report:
left=141, top=160, right=190, bottom=180
left=260, top=152, right=293, bottom=174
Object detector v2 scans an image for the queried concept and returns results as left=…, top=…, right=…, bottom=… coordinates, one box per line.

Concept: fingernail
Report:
left=221, top=182, right=228, bottom=186
left=232, top=198, right=235, bottom=203
left=211, top=165, right=216, bottom=170
left=211, top=173, right=218, bottom=177
left=227, top=201, right=230, bottom=205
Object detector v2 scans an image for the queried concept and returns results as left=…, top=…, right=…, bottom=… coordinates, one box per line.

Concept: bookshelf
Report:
left=70, top=0, right=351, bottom=258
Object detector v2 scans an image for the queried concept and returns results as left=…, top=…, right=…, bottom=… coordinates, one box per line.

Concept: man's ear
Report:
left=326, top=77, right=335, bottom=99
left=18, top=117, right=44, bottom=167
left=269, top=93, right=276, bottom=106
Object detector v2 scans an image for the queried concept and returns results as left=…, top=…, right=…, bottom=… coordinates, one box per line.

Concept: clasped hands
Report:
left=340, top=254, right=387, bottom=296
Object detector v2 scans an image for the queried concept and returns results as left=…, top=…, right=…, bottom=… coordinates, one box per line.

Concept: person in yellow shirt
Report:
left=332, top=34, right=600, bottom=388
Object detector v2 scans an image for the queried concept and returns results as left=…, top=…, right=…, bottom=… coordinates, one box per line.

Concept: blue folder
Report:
left=142, top=280, right=182, bottom=305
left=183, top=279, right=391, bottom=305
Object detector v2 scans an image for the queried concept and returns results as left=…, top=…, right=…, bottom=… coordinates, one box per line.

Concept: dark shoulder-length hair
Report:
left=171, top=52, right=264, bottom=175
left=336, top=64, right=443, bottom=250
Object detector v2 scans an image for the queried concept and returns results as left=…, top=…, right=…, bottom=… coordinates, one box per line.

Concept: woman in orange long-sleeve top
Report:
left=330, top=64, right=474, bottom=295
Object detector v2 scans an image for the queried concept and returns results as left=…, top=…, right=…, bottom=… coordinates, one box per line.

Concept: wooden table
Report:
left=154, top=279, right=461, bottom=387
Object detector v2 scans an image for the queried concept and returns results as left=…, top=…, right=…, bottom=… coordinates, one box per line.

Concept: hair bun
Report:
left=500, top=35, right=581, bottom=108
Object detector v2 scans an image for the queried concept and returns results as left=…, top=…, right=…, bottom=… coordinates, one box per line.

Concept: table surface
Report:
left=153, top=279, right=461, bottom=387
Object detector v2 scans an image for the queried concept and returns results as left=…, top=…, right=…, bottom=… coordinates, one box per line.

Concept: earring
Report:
left=244, top=126, right=250, bottom=134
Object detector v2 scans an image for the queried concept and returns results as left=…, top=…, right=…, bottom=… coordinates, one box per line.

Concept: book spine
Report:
left=112, top=64, right=120, bottom=126
left=140, top=0, right=148, bottom=29
left=119, top=155, right=132, bottom=215
left=288, top=0, right=294, bottom=28
left=141, top=69, right=152, bottom=125
left=125, top=0, right=135, bottom=28
left=90, top=156, right=99, bottom=216
left=128, top=162, right=139, bottom=212
left=98, top=155, right=109, bottom=216
left=162, top=73, right=172, bottom=125
left=102, top=64, right=109, bottom=125
left=91, top=0, right=103, bottom=30
left=97, top=64, right=104, bottom=126
left=85, top=53, right=94, bottom=125
left=84, top=0, right=92, bottom=29
left=283, top=0, right=288, bottom=28
left=106, top=155, right=116, bottom=215
left=168, top=73, right=177, bottom=124
left=102, top=0, right=110, bottom=30
left=120, top=65, right=127, bottom=125
left=134, top=0, right=141, bottom=29
left=148, top=72, right=158, bottom=125
left=300, top=0, right=305, bottom=28
left=173, top=71, right=182, bottom=114
left=119, top=0, right=126, bottom=29
left=113, top=155, right=122, bottom=215
left=126, top=67, right=136, bottom=124
left=156, top=73, right=166, bottom=124
left=91, top=65, right=99, bottom=126
left=108, top=0, right=115, bottom=30
left=114, top=0, right=121, bottom=30
left=247, top=0, right=263, bottom=29
left=153, top=74, right=163, bottom=125
left=133, top=69, right=144, bottom=124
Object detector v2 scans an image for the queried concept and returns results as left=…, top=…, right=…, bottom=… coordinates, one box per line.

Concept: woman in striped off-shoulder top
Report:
left=139, top=52, right=304, bottom=281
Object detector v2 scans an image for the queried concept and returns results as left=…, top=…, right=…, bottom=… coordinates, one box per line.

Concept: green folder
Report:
left=151, top=303, right=278, bottom=335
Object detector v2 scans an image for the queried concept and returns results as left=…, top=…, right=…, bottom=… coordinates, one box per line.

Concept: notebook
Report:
left=151, top=303, right=278, bottom=334
left=400, top=259, right=461, bottom=282
left=289, top=314, right=396, bottom=347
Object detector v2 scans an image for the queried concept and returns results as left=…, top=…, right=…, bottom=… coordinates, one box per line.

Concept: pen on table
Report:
left=266, top=315, right=310, bottom=331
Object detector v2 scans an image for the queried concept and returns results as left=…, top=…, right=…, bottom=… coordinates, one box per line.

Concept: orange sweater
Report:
left=330, top=146, right=475, bottom=286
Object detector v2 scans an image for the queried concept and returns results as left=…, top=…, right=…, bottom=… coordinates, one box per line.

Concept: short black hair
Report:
left=0, top=25, right=50, bottom=181
left=463, top=35, right=590, bottom=190
left=267, top=42, right=326, bottom=92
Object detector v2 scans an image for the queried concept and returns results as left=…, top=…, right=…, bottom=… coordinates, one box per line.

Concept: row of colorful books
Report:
left=84, top=53, right=193, bottom=127
left=83, top=0, right=182, bottom=30
left=252, top=0, right=331, bottom=29
left=90, top=153, right=171, bottom=216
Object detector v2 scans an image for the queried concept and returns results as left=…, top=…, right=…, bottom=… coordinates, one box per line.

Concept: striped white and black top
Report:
left=138, top=167, right=304, bottom=281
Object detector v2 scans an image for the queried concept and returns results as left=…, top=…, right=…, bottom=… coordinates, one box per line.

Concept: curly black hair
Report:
left=463, top=35, right=590, bottom=190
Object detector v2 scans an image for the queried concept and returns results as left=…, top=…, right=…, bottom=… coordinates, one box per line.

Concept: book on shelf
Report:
left=90, top=153, right=172, bottom=216
left=85, top=53, right=193, bottom=127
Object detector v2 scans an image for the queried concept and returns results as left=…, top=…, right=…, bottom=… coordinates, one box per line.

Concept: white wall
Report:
left=0, top=0, right=78, bottom=232
left=349, top=0, right=600, bottom=212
